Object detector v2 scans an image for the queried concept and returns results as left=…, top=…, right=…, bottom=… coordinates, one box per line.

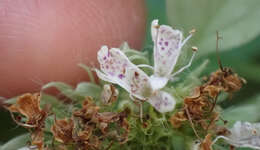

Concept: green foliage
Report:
left=0, top=134, right=29, bottom=150
left=166, top=0, right=260, bottom=57
left=42, top=81, right=102, bottom=102
left=78, top=64, right=96, bottom=84
left=223, top=95, right=260, bottom=123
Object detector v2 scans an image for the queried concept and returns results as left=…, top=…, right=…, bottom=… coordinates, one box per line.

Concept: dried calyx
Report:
left=6, top=93, right=129, bottom=150
left=170, top=67, right=245, bottom=150
left=51, top=96, right=130, bottom=149
left=7, top=93, right=50, bottom=150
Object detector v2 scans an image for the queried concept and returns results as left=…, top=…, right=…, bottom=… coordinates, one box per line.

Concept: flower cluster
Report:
left=95, top=20, right=196, bottom=113
left=3, top=20, right=260, bottom=150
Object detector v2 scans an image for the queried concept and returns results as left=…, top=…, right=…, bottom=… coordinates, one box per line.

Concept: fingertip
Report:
left=0, top=0, right=146, bottom=98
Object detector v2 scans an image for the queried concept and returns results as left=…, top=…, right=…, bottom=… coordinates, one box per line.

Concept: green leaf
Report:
left=42, top=82, right=83, bottom=101
left=120, top=42, right=150, bottom=65
left=74, top=82, right=102, bottom=99
left=40, top=93, right=63, bottom=107
left=0, top=134, right=29, bottom=150
left=78, top=64, right=96, bottom=84
left=40, top=93, right=70, bottom=118
left=166, top=0, right=260, bottom=57
left=223, top=95, right=260, bottom=122
left=4, top=96, right=18, bottom=104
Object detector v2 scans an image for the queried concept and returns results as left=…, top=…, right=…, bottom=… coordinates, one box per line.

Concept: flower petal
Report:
left=96, top=46, right=153, bottom=100
left=153, top=22, right=183, bottom=78
left=147, top=91, right=176, bottom=113
left=213, top=121, right=260, bottom=149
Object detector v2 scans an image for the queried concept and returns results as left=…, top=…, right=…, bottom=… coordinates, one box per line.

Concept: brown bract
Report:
left=101, top=84, right=119, bottom=105
left=203, top=85, right=223, bottom=99
left=7, top=93, right=49, bottom=150
left=51, top=118, right=74, bottom=144
left=170, top=68, right=245, bottom=127
left=72, top=97, right=130, bottom=149
left=8, top=93, right=48, bottom=127
left=184, top=94, right=211, bottom=119
left=200, top=134, right=212, bottom=150
left=73, top=96, right=100, bottom=123
left=170, top=68, right=245, bottom=143
left=215, top=126, right=231, bottom=136
left=169, top=111, right=187, bottom=128
left=31, top=129, right=44, bottom=149
left=207, top=68, right=245, bottom=94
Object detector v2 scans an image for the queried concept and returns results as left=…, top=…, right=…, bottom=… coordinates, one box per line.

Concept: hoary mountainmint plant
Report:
left=1, top=20, right=258, bottom=150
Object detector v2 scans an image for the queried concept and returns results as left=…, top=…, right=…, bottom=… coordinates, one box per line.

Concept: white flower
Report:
left=95, top=46, right=175, bottom=113
left=149, top=19, right=196, bottom=90
left=95, top=19, right=195, bottom=113
left=213, top=121, right=260, bottom=149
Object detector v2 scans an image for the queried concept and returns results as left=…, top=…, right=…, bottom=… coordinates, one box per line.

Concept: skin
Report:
left=0, top=0, right=147, bottom=98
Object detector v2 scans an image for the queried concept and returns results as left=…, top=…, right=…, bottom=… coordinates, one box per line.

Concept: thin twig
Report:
left=216, top=31, right=224, bottom=71
left=209, top=96, right=218, bottom=113
left=184, top=106, right=202, bottom=142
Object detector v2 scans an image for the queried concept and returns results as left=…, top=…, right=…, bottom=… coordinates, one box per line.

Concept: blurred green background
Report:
left=1, top=0, right=260, bottom=147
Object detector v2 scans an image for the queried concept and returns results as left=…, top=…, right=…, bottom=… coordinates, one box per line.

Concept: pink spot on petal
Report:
left=118, top=74, right=125, bottom=79
left=161, top=47, right=165, bottom=50
left=165, top=42, right=168, bottom=46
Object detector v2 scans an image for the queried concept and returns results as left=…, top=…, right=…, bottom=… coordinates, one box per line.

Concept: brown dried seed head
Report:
left=184, top=95, right=211, bottom=118
left=216, top=126, right=231, bottom=136
left=200, top=134, right=213, bottom=150
left=223, top=73, right=244, bottom=93
left=51, top=118, right=74, bottom=144
left=203, top=85, right=223, bottom=99
left=169, top=111, right=187, bottom=128
left=73, top=97, right=100, bottom=122
left=97, top=112, right=119, bottom=123
left=77, top=126, right=93, bottom=141
left=101, top=84, right=118, bottom=105
left=31, top=129, right=44, bottom=150
left=8, top=93, right=48, bottom=127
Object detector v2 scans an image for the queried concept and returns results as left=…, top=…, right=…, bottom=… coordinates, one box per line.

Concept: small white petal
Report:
left=213, top=121, right=260, bottom=149
left=150, top=75, right=168, bottom=91
left=148, top=91, right=176, bottom=113
left=153, top=24, right=183, bottom=77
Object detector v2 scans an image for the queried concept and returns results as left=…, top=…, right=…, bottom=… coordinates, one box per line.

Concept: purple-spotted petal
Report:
left=151, top=20, right=184, bottom=78
left=147, top=91, right=176, bottom=113
left=96, top=46, right=153, bottom=100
